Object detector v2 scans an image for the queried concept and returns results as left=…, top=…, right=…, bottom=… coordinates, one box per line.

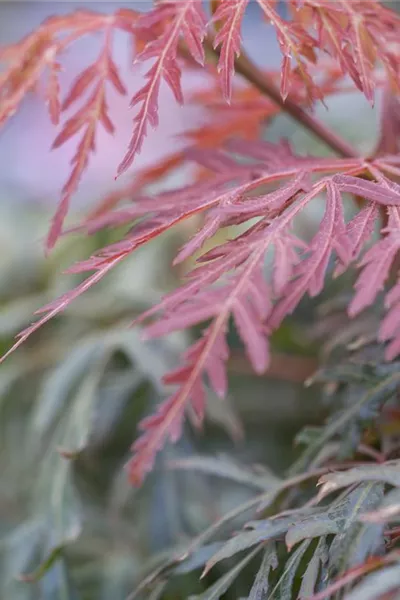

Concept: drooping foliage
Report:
left=3, top=1, right=400, bottom=597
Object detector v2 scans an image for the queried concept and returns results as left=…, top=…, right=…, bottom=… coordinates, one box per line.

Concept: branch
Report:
left=204, top=37, right=359, bottom=160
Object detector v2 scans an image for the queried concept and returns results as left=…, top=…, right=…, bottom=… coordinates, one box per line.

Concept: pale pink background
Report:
left=0, top=2, right=281, bottom=210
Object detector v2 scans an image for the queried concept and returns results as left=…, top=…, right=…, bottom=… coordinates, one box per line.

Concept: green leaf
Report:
left=99, top=552, right=142, bottom=600
left=174, top=543, right=226, bottom=575
left=204, top=391, right=244, bottom=442
left=0, top=293, right=47, bottom=337
left=204, top=518, right=295, bottom=575
left=55, top=365, right=103, bottom=458
left=41, top=460, right=81, bottom=550
left=184, top=490, right=280, bottom=560
left=31, top=340, right=100, bottom=442
left=29, top=453, right=81, bottom=585
left=128, top=542, right=225, bottom=600
left=191, top=545, right=263, bottom=600
left=299, top=537, right=328, bottom=598
left=168, top=455, right=279, bottom=491
left=116, top=330, right=172, bottom=392
left=294, top=426, right=325, bottom=447
left=285, top=512, right=338, bottom=551
left=328, top=483, right=384, bottom=576
left=148, top=581, right=168, bottom=600
left=307, top=363, right=382, bottom=386
left=269, top=539, right=311, bottom=600
left=361, top=487, right=400, bottom=523
left=289, top=371, right=400, bottom=475
left=286, top=483, right=384, bottom=551
left=0, top=364, right=24, bottom=400
left=38, top=557, right=79, bottom=600
left=317, top=461, right=400, bottom=499
left=248, top=542, right=278, bottom=600
left=0, top=519, right=43, bottom=598
left=86, top=370, right=143, bottom=449
left=30, top=328, right=171, bottom=454
left=19, top=546, right=64, bottom=583
left=344, top=520, right=384, bottom=570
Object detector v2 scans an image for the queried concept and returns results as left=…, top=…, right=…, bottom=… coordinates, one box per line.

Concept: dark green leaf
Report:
left=168, top=455, right=279, bottom=490
left=184, top=490, right=280, bottom=559
left=148, top=581, right=168, bottom=600
left=299, top=537, right=328, bottom=598
left=270, top=539, right=311, bottom=600
left=204, top=391, right=244, bottom=441
left=117, top=331, right=171, bottom=392
left=290, top=372, right=400, bottom=475
left=19, top=546, right=64, bottom=583
left=0, top=519, right=43, bottom=597
left=174, top=543, right=225, bottom=575
left=190, top=545, right=263, bottom=600
left=31, top=341, right=100, bottom=442
left=205, top=518, right=295, bottom=574
left=317, top=461, right=400, bottom=500
left=248, top=542, right=278, bottom=600
left=361, top=488, right=400, bottom=523
left=328, top=483, right=384, bottom=576
left=38, top=557, right=79, bottom=600
left=307, top=363, right=379, bottom=386
left=285, top=484, right=381, bottom=550
left=285, top=516, right=336, bottom=551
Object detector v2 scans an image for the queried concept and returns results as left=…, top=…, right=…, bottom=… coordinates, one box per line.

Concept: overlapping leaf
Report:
left=3, top=0, right=400, bottom=503
left=211, top=0, right=249, bottom=101
left=117, top=0, right=208, bottom=176
left=300, top=0, right=400, bottom=104
left=5, top=136, right=400, bottom=486
left=0, top=9, right=141, bottom=249
left=248, top=542, right=278, bottom=600
left=125, top=151, right=360, bottom=484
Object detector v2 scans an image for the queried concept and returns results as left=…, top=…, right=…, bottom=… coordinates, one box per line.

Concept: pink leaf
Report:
left=333, top=174, right=400, bottom=206
left=117, top=0, right=207, bottom=176
left=0, top=254, right=124, bottom=365
left=334, top=202, right=378, bottom=276
left=349, top=207, right=400, bottom=317
left=269, top=181, right=349, bottom=327
left=212, top=0, right=249, bottom=102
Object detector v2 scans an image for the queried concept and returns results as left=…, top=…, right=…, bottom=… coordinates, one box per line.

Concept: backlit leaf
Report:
left=212, top=0, right=249, bottom=101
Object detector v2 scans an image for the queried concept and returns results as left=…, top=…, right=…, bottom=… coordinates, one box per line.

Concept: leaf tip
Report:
left=56, top=446, right=79, bottom=460
left=200, top=565, right=210, bottom=579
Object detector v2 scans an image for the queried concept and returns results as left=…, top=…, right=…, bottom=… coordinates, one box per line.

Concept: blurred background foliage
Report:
left=0, top=187, right=324, bottom=599
left=0, top=2, right=388, bottom=599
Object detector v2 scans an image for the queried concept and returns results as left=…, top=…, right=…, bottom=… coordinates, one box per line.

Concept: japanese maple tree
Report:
left=3, top=0, right=400, bottom=577
left=1, top=0, right=400, bottom=483
left=5, top=0, right=400, bottom=597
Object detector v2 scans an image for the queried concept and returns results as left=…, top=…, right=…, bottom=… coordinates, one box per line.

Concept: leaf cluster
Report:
left=3, top=1, right=400, bottom=597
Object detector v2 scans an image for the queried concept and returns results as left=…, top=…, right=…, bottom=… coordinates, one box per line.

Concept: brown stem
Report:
left=203, top=37, right=359, bottom=160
